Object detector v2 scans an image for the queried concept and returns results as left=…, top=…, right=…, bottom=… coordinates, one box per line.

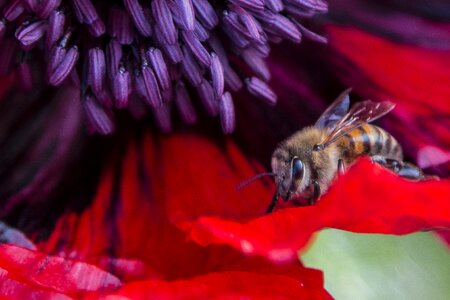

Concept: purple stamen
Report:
left=48, top=46, right=79, bottom=86
left=112, top=64, right=131, bottom=108
left=181, top=30, right=211, bottom=67
left=106, top=39, right=122, bottom=81
left=194, top=21, right=209, bottom=42
left=37, top=0, right=61, bottom=18
left=23, top=0, right=39, bottom=12
left=197, top=79, right=219, bottom=116
left=181, top=46, right=203, bottom=87
left=72, top=0, right=99, bottom=25
left=88, top=48, right=106, bottom=101
left=173, top=0, right=195, bottom=31
left=15, top=20, right=47, bottom=47
left=0, top=0, right=327, bottom=134
left=87, top=18, right=106, bottom=37
left=83, top=93, right=115, bottom=135
left=3, top=0, right=25, bottom=21
left=46, top=10, right=65, bottom=49
left=141, top=64, right=163, bottom=108
left=231, top=4, right=260, bottom=40
left=123, top=0, right=152, bottom=37
left=108, top=8, right=133, bottom=45
left=265, top=0, right=283, bottom=12
left=246, top=76, right=277, bottom=105
left=146, top=47, right=171, bottom=91
left=210, top=52, right=224, bottom=97
left=241, top=48, right=271, bottom=81
left=192, top=0, right=218, bottom=30
left=224, top=67, right=243, bottom=92
left=219, top=92, right=235, bottom=134
left=229, top=0, right=264, bottom=11
left=152, top=0, right=177, bottom=45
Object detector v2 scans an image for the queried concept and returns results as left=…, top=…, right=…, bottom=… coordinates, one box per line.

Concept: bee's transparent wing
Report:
left=315, top=88, right=351, bottom=130
left=319, top=100, right=396, bottom=148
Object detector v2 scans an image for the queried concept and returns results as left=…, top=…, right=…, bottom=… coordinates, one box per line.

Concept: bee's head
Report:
left=271, top=149, right=306, bottom=202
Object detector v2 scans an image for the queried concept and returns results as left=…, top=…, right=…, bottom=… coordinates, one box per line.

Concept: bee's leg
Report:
left=338, top=159, right=345, bottom=176
left=266, top=190, right=279, bottom=214
left=309, top=180, right=320, bottom=205
left=397, top=162, right=424, bottom=180
left=371, top=155, right=425, bottom=180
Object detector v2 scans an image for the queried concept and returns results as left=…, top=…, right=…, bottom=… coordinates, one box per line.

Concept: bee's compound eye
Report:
left=292, top=158, right=304, bottom=180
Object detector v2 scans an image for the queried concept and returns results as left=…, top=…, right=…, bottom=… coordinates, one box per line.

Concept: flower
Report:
left=0, top=0, right=326, bottom=134
left=1, top=0, right=450, bottom=298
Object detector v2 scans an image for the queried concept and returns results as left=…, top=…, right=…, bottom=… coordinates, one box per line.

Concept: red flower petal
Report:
left=39, top=133, right=272, bottom=281
left=0, top=243, right=120, bottom=296
left=327, top=25, right=450, bottom=168
left=186, top=158, right=450, bottom=263
left=95, top=260, right=331, bottom=299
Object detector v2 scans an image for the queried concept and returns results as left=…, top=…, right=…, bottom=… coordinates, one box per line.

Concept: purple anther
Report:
left=49, top=46, right=79, bottom=86
left=146, top=47, right=171, bottom=91
left=264, top=0, right=283, bottom=12
left=181, top=46, right=203, bottom=87
left=141, top=65, right=162, bottom=108
left=46, top=10, right=65, bottom=49
left=197, top=79, right=219, bottom=116
left=181, top=30, right=211, bottom=67
left=152, top=0, right=177, bottom=45
left=37, top=0, right=62, bottom=18
left=174, top=0, right=195, bottom=31
left=112, top=65, right=130, bottom=108
left=3, top=0, right=25, bottom=21
left=88, top=48, right=106, bottom=98
left=241, top=48, right=271, bottom=81
left=229, top=0, right=264, bottom=11
left=219, top=92, right=235, bottom=134
left=194, top=21, right=209, bottom=42
left=71, top=0, right=98, bottom=24
left=210, top=52, right=224, bottom=96
left=123, top=0, right=152, bottom=37
left=108, top=8, right=133, bottom=45
left=106, top=39, right=122, bottom=81
left=192, top=0, right=219, bottom=30
left=246, top=76, right=277, bottom=105
left=83, top=93, right=115, bottom=135
left=87, top=18, right=106, bottom=37
left=15, top=20, right=47, bottom=47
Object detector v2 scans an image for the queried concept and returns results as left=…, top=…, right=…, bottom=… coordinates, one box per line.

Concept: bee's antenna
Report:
left=237, top=172, right=277, bottom=191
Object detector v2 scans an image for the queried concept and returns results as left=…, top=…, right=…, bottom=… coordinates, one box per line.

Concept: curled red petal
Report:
left=186, top=158, right=450, bottom=263
left=95, top=264, right=331, bottom=299
left=0, top=243, right=121, bottom=295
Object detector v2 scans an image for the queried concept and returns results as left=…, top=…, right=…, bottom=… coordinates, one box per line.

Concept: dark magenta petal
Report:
left=186, top=159, right=450, bottom=263
left=328, top=26, right=450, bottom=168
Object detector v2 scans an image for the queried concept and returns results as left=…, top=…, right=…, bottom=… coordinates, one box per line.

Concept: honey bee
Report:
left=268, top=89, right=424, bottom=212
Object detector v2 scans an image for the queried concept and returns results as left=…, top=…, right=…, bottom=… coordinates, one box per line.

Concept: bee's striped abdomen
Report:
left=342, top=124, right=403, bottom=161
